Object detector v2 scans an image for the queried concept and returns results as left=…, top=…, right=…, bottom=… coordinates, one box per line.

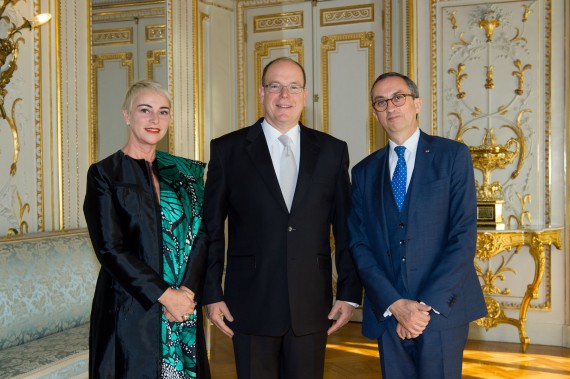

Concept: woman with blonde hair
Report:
left=84, top=80, right=210, bottom=378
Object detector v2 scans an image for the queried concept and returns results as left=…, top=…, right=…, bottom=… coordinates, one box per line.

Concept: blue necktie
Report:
left=391, top=146, right=407, bottom=210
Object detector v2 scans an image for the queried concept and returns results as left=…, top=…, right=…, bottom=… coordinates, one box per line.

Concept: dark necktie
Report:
left=278, top=135, right=297, bottom=211
left=391, top=146, right=407, bottom=210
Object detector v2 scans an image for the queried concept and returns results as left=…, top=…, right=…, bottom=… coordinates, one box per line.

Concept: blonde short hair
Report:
left=122, top=80, right=172, bottom=114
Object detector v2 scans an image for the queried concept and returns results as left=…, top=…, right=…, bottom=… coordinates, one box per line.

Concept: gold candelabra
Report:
left=0, top=0, right=51, bottom=118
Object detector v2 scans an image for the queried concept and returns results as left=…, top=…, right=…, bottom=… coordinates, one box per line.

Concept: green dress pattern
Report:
left=157, top=151, right=205, bottom=379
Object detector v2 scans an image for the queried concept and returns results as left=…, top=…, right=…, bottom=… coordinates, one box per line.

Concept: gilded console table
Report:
left=474, top=226, right=562, bottom=352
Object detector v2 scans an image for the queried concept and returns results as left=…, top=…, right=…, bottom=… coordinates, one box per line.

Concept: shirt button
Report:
left=402, top=256, right=406, bottom=262
left=399, top=240, right=406, bottom=245
left=288, top=226, right=294, bottom=232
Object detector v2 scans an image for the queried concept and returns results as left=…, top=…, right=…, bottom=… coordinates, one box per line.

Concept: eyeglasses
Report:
left=372, top=93, right=415, bottom=112
left=263, top=82, right=305, bottom=94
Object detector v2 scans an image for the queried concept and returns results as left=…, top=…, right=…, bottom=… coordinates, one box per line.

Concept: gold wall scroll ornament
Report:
left=5, top=98, right=21, bottom=176
left=0, top=2, right=50, bottom=177
left=447, top=63, right=467, bottom=99
left=448, top=10, right=457, bottom=30
left=0, top=2, right=51, bottom=119
left=473, top=227, right=562, bottom=352
left=508, top=192, right=532, bottom=228
left=512, top=59, right=532, bottom=96
left=484, top=65, right=494, bottom=89
left=6, top=191, right=30, bottom=237
left=479, top=18, right=500, bottom=43
left=522, top=4, right=533, bottom=23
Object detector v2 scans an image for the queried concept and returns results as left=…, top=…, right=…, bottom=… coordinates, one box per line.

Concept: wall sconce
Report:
left=0, top=0, right=51, bottom=118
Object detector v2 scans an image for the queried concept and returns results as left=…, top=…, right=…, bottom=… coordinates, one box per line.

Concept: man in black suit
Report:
left=201, top=57, right=362, bottom=378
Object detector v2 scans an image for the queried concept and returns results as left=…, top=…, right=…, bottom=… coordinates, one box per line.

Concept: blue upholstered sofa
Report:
left=0, top=230, right=98, bottom=378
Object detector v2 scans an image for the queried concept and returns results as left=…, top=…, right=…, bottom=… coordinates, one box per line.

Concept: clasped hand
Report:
left=389, top=299, right=431, bottom=340
left=159, top=286, right=196, bottom=323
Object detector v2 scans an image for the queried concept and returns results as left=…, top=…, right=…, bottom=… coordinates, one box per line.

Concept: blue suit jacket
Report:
left=348, top=130, right=487, bottom=339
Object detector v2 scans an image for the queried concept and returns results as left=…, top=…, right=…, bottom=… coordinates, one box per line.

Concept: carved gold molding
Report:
left=254, top=11, right=303, bottom=33
left=145, top=24, right=166, bottom=42
left=92, top=7, right=166, bottom=23
left=406, top=0, right=414, bottom=80
left=320, top=4, right=374, bottom=27
left=90, top=53, right=134, bottom=163
left=254, top=38, right=304, bottom=120
left=166, top=0, right=174, bottom=154
left=34, top=0, right=46, bottom=232
left=193, top=8, right=207, bottom=161
left=92, top=27, right=133, bottom=46
left=147, top=49, right=166, bottom=80
left=321, top=32, right=375, bottom=152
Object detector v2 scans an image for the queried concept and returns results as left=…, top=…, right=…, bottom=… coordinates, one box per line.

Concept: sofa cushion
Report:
left=0, top=231, right=99, bottom=350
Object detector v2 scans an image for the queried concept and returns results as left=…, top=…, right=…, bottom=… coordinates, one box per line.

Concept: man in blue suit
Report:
left=348, top=72, right=487, bottom=378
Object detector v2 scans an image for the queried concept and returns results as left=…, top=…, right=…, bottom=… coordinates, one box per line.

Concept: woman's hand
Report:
left=158, top=287, right=196, bottom=322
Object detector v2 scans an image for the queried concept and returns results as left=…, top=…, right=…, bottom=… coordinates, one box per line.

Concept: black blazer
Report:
left=202, top=118, right=362, bottom=337
left=83, top=150, right=210, bottom=378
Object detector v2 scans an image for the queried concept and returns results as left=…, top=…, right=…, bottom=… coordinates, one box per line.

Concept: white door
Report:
left=244, top=0, right=385, bottom=168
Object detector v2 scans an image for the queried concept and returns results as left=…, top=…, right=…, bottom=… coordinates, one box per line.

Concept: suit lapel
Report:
left=245, top=122, right=289, bottom=211
left=407, top=131, right=434, bottom=221
left=374, top=147, right=391, bottom=247
left=290, top=124, right=319, bottom=213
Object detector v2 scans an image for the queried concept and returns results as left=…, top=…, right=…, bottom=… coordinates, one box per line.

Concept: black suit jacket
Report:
left=202, top=118, right=362, bottom=337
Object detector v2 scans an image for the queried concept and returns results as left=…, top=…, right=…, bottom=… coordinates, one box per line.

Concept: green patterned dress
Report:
left=156, top=151, right=205, bottom=378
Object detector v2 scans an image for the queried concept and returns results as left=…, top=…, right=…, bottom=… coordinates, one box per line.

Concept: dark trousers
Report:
left=378, top=321, right=469, bottom=379
left=232, top=328, right=328, bottom=379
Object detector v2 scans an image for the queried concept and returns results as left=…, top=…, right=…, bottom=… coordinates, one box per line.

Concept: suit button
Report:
left=288, top=226, right=294, bottom=232
left=399, top=240, right=406, bottom=245
left=399, top=223, right=405, bottom=228
left=402, top=256, right=406, bottom=262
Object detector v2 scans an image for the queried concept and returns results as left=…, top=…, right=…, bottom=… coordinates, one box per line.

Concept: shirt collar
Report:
left=262, top=119, right=300, bottom=145
left=389, top=127, right=420, bottom=155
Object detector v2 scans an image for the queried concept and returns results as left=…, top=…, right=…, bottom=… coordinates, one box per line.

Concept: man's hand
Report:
left=327, top=300, right=355, bottom=335
left=389, top=299, right=431, bottom=338
left=205, top=301, right=234, bottom=338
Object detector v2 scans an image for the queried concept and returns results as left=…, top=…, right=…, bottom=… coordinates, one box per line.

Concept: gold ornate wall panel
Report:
left=430, top=0, right=553, bottom=310
left=90, top=52, right=134, bottom=162
left=320, top=3, right=374, bottom=27
left=320, top=32, right=376, bottom=153
left=145, top=24, right=166, bottom=41
left=92, top=27, right=133, bottom=46
left=237, top=0, right=304, bottom=130
left=253, top=11, right=303, bottom=33
left=90, top=1, right=169, bottom=161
